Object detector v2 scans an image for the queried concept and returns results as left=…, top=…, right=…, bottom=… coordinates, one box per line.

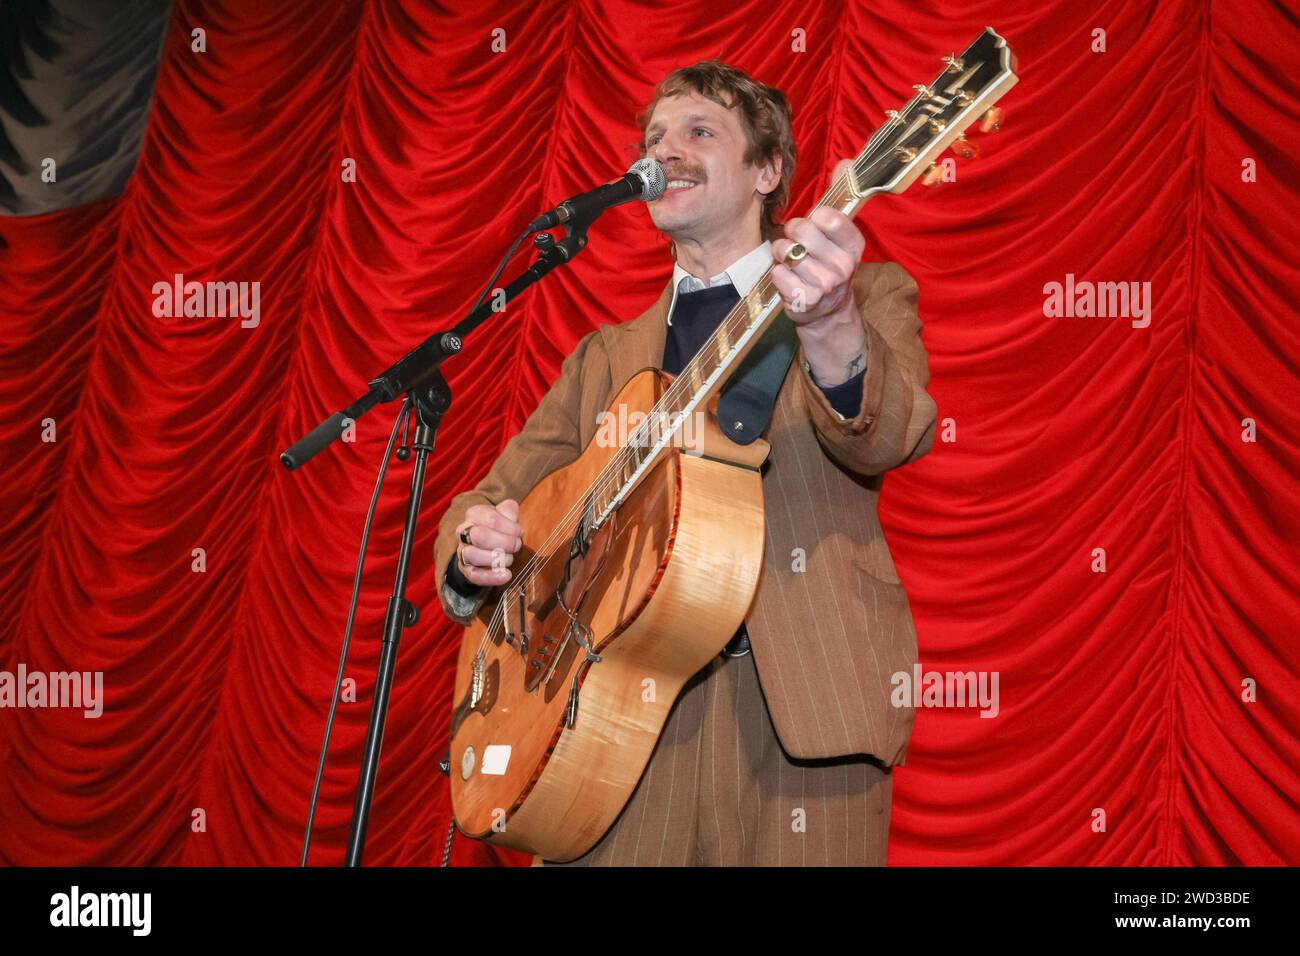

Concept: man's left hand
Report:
left=771, top=210, right=864, bottom=327
left=770, top=160, right=870, bottom=388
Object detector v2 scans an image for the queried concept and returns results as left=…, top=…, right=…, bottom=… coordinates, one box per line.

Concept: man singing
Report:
left=435, top=61, right=936, bottom=866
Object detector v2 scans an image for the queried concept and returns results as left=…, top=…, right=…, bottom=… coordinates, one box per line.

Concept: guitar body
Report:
left=449, top=367, right=768, bottom=861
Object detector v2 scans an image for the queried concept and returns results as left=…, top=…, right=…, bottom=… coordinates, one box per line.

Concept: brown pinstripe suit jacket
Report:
left=435, top=260, right=936, bottom=767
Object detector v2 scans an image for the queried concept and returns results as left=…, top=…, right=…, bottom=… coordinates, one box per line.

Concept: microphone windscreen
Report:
left=629, top=158, right=666, bottom=201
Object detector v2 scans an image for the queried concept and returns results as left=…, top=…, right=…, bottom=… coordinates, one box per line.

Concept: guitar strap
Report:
left=715, top=308, right=799, bottom=446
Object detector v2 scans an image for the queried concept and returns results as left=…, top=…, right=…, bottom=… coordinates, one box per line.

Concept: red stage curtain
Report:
left=1, top=0, right=1296, bottom=865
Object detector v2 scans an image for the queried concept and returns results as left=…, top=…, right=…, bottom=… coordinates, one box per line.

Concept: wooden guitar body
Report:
left=449, top=367, right=768, bottom=861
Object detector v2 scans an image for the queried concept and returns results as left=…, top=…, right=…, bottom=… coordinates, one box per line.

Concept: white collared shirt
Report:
left=667, top=240, right=773, bottom=325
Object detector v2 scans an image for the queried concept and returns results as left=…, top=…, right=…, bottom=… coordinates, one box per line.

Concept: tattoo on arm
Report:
left=844, top=350, right=865, bottom=379
left=804, top=349, right=867, bottom=388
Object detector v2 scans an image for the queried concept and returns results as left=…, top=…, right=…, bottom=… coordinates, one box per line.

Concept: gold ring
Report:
left=784, top=243, right=807, bottom=265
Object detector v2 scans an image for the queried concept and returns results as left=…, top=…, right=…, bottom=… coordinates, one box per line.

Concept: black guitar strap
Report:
left=715, top=309, right=799, bottom=446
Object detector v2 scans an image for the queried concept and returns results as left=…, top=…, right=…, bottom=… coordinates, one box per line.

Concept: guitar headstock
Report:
left=832, top=27, right=1018, bottom=205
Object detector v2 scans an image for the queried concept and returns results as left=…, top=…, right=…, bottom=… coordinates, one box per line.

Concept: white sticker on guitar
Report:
left=481, top=744, right=512, bottom=775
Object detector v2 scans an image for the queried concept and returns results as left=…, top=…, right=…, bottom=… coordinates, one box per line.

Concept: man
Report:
left=434, top=61, right=936, bottom=866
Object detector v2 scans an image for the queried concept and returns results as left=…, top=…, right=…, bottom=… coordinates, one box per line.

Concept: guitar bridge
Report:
left=503, top=581, right=531, bottom=657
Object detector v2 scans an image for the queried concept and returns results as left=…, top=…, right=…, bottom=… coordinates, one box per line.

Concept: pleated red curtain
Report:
left=1, top=0, right=1296, bottom=865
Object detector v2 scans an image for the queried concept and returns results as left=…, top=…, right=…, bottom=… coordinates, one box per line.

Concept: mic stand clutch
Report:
left=281, top=209, right=599, bottom=866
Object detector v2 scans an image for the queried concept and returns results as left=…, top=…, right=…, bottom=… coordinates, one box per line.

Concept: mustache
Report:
left=662, top=167, right=705, bottom=182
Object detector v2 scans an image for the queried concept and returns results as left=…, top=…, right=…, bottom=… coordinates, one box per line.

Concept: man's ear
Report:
left=756, top=154, right=782, bottom=197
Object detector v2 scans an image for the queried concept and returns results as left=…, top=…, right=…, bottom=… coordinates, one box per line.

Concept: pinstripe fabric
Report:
left=437, top=260, right=933, bottom=861
left=539, top=649, right=891, bottom=866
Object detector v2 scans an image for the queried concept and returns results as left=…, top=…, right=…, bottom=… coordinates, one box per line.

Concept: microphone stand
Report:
left=281, top=211, right=597, bottom=866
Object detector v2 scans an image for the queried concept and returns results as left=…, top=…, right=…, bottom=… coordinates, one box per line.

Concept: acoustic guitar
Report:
left=450, top=27, right=1019, bottom=861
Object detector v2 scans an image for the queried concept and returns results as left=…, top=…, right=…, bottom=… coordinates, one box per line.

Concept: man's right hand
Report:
left=454, top=499, right=523, bottom=587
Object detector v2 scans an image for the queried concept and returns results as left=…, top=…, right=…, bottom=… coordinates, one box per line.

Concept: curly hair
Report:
left=635, top=60, right=797, bottom=243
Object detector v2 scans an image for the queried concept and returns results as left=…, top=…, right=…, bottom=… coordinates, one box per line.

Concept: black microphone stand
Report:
left=282, top=212, right=597, bottom=866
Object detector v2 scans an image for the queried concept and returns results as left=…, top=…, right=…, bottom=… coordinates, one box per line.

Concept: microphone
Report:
left=527, top=158, right=666, bottom=233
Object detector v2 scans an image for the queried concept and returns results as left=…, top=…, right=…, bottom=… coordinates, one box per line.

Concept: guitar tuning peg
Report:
left=921, top=163, right=945, bottom=187
left=980, top=107, right=1005, bottom=133
left=950, top=134, right=979, bottom=159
